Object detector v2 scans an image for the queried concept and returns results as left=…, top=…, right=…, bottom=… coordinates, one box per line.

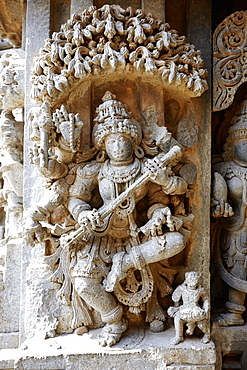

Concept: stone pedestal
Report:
left=0, top=328, right=216, bottom=370
left=212, top=325, right=247, bottom=369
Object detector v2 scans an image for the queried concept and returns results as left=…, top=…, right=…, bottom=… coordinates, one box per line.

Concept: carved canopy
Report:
left=30, top=4, right=208, bottom=106
left=213, top=11, right=247, bottom=111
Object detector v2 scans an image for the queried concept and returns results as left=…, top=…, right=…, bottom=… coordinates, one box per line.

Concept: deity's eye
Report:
left=106, top=138, right=115, bottom=145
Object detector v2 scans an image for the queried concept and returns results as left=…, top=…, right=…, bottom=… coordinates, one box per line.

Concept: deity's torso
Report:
left=214, top=161, right=247, bottom=259
left=98, top=158, right=149, bottom=238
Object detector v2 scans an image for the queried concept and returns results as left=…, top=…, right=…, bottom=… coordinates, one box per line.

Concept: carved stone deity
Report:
left=26, top=91, right=193, bottom=346
left=0, top=109, right=23, bottom=238
left=212, top=97, right=247, bottom=327
left=168, top=271, right=210, bottom=345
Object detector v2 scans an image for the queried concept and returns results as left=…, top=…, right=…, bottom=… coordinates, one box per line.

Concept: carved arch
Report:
left=213, top=10, right=247, bottom=111
left=30, top=4, right=208, bottom=106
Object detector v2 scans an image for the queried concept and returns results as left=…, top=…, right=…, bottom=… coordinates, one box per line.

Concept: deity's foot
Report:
left=201, top=333, right=210, bottom=344
left=98, top=318, right=128, bottom=347
left=150, top=319, right=165, bottom=333
left=103, top=252, right=125, bottom=292
left=186, top=322, right=196, bottom=335
left=74, top=326, right=88, bottom=335
left=170, top=336, right=183, bottom=345
left=212, top=313, right=244, bottom=328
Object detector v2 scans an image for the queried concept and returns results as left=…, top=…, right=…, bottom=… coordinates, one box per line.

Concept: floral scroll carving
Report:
left=213, top=11, right=247, bottom=112
left=30, top=4, right=208, bottom=105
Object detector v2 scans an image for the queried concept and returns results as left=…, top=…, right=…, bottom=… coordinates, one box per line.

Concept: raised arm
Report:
left=67, top=161, right=101, bottom=227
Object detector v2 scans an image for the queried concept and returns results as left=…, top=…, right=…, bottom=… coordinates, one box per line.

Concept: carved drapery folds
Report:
left=213, top=11, right=247, bottom=111
left=30, top=4, right=208, bottom=105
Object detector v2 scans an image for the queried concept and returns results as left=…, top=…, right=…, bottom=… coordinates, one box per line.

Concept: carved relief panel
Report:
left=24, top=4, right=209, bottom=346
left=212, top=10, right=247, bottom=330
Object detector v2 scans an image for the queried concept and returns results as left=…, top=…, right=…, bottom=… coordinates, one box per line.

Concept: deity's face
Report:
left=233, top=139, right=247, bottom=166
left=105, top=133, right=134, bottom=163
left=185, top=273, right=199, bottom=290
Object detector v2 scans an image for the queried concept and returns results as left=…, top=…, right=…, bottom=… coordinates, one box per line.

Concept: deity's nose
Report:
left=114, top=140, right=120, bottom=150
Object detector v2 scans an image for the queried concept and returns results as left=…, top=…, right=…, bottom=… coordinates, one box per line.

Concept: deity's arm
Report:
left=161, top=173, right=187, bottom=196
left=211, top=163, right=234, bottom=218
left=171, top=285, right=183, bottom=305
left=142, top=158, right=187, bottom=196
left=67, top=161, right=101, bottom=222
left=199, top=287, right=210, bottom=312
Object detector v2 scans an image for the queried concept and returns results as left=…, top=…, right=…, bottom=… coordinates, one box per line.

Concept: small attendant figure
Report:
left=168, top=271, right=210, bottom=345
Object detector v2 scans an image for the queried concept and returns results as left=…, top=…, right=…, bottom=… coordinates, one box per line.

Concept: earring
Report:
left=96, top=150, right=107, bottom=162
left=134, top=146, right=144, bottom=158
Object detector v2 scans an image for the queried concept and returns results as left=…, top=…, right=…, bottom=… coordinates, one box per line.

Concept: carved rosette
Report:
left=30, top=5, right=208, bottom=104
left=213, top=11, right=247, bottom=111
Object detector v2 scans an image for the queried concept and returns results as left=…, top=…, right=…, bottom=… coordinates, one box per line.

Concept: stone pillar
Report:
left=141, top=0, right=165, bottom=20
left=20, top=0, right=51, bottom=344
left=71, top=0, right=93, bottom=15
left=185, top=0, right=212, bottom=292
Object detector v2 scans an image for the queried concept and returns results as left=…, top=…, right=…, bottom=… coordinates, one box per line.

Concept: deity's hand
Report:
left=140, top=207, right=179, bottom=236
left=25, top=215, right=49, bottom=244
left=53, top=106, right=84, bottom=148
left=77, top=209, right=103, bottom=230
left=29, top=145, right=67, bottom=179
left=211, top=198, right=234, bottom=218
left=144, top=157, right=170, bottom=186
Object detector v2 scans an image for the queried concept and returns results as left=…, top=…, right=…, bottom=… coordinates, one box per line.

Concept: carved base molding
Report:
left=0, top=328, right=216, bottom=370
left=212, top=324, right=247, bottom=370
left=0, top=333, right=19, bottom=350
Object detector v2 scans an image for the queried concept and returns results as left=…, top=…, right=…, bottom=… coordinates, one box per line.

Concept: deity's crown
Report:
left=93, top=91, right=141, bottom=149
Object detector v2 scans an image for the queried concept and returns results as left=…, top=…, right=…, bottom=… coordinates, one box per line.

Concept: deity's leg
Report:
left=74, top=277, right=127, bottom=346
left=104, top=232, right=185, bottom=292
left=170, top=315, right=184, bottom=345
left=213, top=262, right=246, bottom=327
left=197, top=319, right=210, bottom=343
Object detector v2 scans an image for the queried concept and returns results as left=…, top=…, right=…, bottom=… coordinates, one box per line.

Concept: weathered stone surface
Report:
left=0, top=0, right=23, bottom=47
left=213, top=11, right=247, bottom=111
left=212, top=325, right=247, bottom=370
left=0, top=1, right=224, bottom=369
left=30, top=5, right=208, bottom=106
left=0, top=328, right=216, bottom=369
left=0, top=50, right=25, bottom=110
left=211, top=98, right=247, bottom=328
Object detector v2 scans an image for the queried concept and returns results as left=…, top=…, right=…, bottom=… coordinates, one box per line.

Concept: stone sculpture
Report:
left=212, top=97, right=247, bottom=327
left=30, top=4, right=208, bottom=106
left=0, top=109, right=23, bottom=239
left=168, top=271, right=210, bottom=345
left=213, top=11, right=247, bottom=111
left=0, top=50, right=25, bottom=110
left=26, top=90, right=194, bottom=346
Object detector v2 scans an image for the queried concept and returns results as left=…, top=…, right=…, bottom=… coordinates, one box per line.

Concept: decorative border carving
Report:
left=213, top=11, right=247, bottom=111
left=31, top=5, right=208, bottom=105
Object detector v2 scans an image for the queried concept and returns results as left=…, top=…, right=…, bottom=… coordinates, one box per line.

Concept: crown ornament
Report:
left=93, top=91, right=141, bottom=149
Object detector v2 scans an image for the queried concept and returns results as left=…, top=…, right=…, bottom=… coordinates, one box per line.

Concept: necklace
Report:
left=100, top=159, right=141, bottom=183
